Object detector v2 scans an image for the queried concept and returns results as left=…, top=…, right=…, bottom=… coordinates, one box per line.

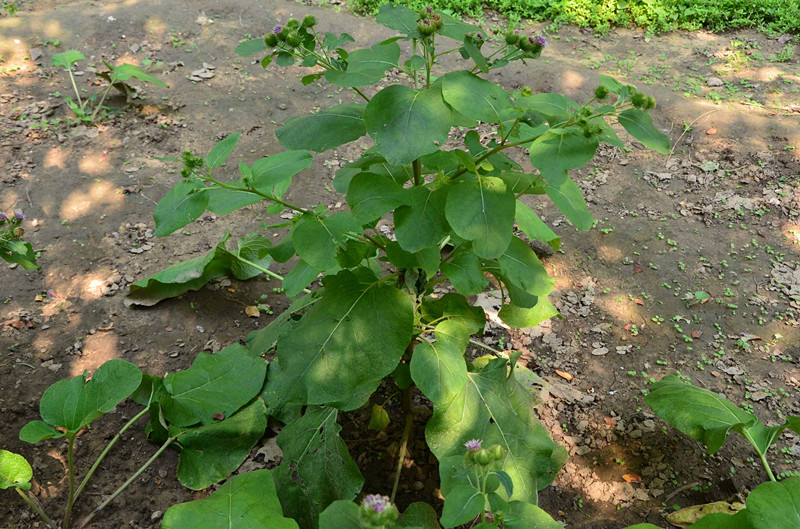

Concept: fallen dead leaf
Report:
left=555, top=369, right=574, bottom=381
left=711, top=371, right=720, bottom=377
left=691, top=330, right=702, bottom=339
left=623, top=473, right=642, bottom=483
left=634, top=298, right=644, bottom=306
left=604, top=417, right=617, bottom=427
left=706, top=128, right=717, bottom=135
left=634, top=261, right=643, bottom=274
left=245, top=305, right=260, bottom=318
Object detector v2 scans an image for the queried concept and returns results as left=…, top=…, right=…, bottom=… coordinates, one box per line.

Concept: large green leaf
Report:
left=318, top=501, right=362, bottom=529
left=497, top=237, right=554, bottom=298
left=365, top=84, right=453, bottom=166
left=440, top=485, right=484, bottom=528
left=18, top=421, right=63, bottom=443
left=528, top=129, right=599, bottom=186
left=325, top=41, right=400, bottom=87
left=445, top=176, right=515, bottom=259
left=346, top=172, right=411, bottom=223
left=235, top=38, right=269, bottom=57
left=411, top=320, right=469, bottom=406
left=0, top=239, right=40, bottom=270
left=275, top=269, right=414, bottom=410
left=153, top=180, right=210, bottom=237
left=334, top=154, right=412, bottom=193
left=515, top=201, right=560, bottom=251
left=51, top=49, right=85, bottom=69
left=173, top=399, right=267, bottom=490
left=375, top=4, right=421, bottom=37
left=125, top=233, right=270, bottom=307
left=398, top=502, right=441, bottom=529
left=205, top=179, right=261, bottom=215
left=274, top=406, right=364, bottom=529
left=163, top=469, right=298, bottom=529
left=250, top=150, right=313, bottom=195
left=161, top=344, right=266, bottom=427
left=646, top=376, right=759, bottom=454
left=232, top=233, right=273, bottom=279
left=109, top=63, right=168, bottom=87
left=0, top=450, right=32, bottom=491
left=441, top=250, right=489, bottom=296
left=394, top=186, right=450, bottom=253
left=283, top=259, right=323, bottom=297
left=498, top=296, right=559, bottom=329
left=742, top=478, right=800, bottom=529
left=426, top=357, right=566, bottom=504
left=441, top=71, right=517, bottom=124
left=516, top=93, right=579, bottom=125
left=501, top=501, right=564, bottom=529
left=545, top=177, right=593, bottom=231
left=28, top=359, right=142, bottom=437
left=292, top=212, right=361, bottom=271
left=383, top=242, right=441, bottom=278
left=205, top=132, right=241, bottom=169
left=277, top=104, right=367, bottom=152
left=618, top=108, right=671, bottom=154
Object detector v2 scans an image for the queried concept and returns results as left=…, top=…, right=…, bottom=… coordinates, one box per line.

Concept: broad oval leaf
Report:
left=426, top=357, right=566, bottom=505
left=502, top=501, right=565, bottom=529
left=498, top=296, right=559, bottom=329
left=497, top=237, right=554, bottom=298
left=38, top=359, right=142, bottom=436
left=154, top=180, right=209, bottom=237
left=274, top=406, right=364, bottom=529
left=235, top=38, right=269, bottom=57
left=545, top=177, right=593, bottom=231
left=441, top=485, right=485, bottom=528
left=0, top=450, right=32, bottom=491
left=163, top=469, right=298, bottom=529
left=515, top=201, right=560, bottom=251
left=109, top=63, right=168, bottom=87
left=441, top=251, right=489, bottom=296
left=162, top=344, right=266, bottom=427
left=743, top=478, right=800, bottom=529
left=529, top=129, right=599, bottom=186
left=441, top=71, right=517, bottom=124
left=375, top=4, right=420, bottom=37
left=346, top=172, right=411, bottom=223
left=618, top=108, right=671, bottom=154
left=516, top=93, right=579, bottom=125
left=411, top=320, right=469, bottom=406
left=0, top=240, right=40, bottom=270
left=205, top=132, right=241, bottom=169
left=275, top=269, right=414, bottom=410
left=445, top=176, right=515, bottom=259
left=394, top=186, right=450, bottom=253
left=325, top=41, right=400, bottom=87
left=645, top=375, right=759, bottom=454
left=18, top=421, right=63, bottom=443
left=173, top=398, right=268, bottom=490
left=205, top=179, right=261, bottom=215
left=51, top=49, right=85, bottom=69
left=292, top=211, right=361, bottom=271
left=365, top=84, right=453, bottom=166
left=250, top=150, right=313, bottom=194
left=319, top=501, right=361, bottom=529
left=277, top=104, right=367, bottom=152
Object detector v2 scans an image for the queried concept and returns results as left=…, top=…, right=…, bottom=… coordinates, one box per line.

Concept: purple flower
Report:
left=272, top=25, right=283, bottom=35
left=536, top=35, right=547, bottom=47
left=425, top=5, right=433, bottom=13
left=14, top=209, right=24, bottom=220
left=476, top=32, right=485, bottom=40
left=464, top=439, right=482, bottom=452
left=0, top=212, right=7, bottom=222
left=362, top=494, right=392, bottom=513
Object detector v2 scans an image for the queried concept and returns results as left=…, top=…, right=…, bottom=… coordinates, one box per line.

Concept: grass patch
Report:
left=347, top=0, right=800, bottom=35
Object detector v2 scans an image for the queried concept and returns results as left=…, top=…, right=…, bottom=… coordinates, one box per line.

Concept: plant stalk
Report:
left=73, top=406, right=150, bottom=502
left=390, top=386, right=414, bottom=503
left=233, top=255, right=313, bottom=294
left=89, top=83, right=114, bottom=123
left=412, top=158, right=422, bottom=186
left=204, top=174, right=310, bottom=215
left=64, top=435, right=77, bottom=529
left=75, top=436, right=176, bottom=529
left=16, top=488, right=58, bottom=529
left=67, top=69, right=83, bottom=108
left=758, top=450, right=777, bottom=482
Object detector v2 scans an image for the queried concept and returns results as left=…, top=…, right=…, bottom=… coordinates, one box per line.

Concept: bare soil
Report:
left=1, top=1, right=799, bottom=528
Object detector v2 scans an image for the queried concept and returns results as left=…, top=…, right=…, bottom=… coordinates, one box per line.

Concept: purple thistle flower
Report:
left=421, top=19, right=431, bottom=26
left=536, top=35, right=547, bottom=47
left=476, top=32, right=485, bottom=40
left=362, top=494, right=392, bottom=513
left=272, top=25, right=283, bottom=35
left=464, top=439, right=482, bottom=452
left=14, top=209, right=24, bottom=220
left=425, top=5, right=433, bottom=13
left=0, top=212, right=7, bottom=222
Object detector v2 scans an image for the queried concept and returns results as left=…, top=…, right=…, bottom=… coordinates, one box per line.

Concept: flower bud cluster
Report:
left=630, top=90, right=656, bottom=110
left=417, top=7, right=442, bottom=37
left=180, top=150, right=204, bottom=179
left=509, top=32, right=546, bottom=53
left=264, top=16, right=316, bottom=48
left=0, top=208, right=26, bottom=240
left=463, top=439, right=506, bottom=467
left=358, top=494, right=399, bottom=528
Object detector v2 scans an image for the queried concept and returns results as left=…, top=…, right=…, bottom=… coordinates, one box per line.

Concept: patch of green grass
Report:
left=347, top=0, right=800, bottom=35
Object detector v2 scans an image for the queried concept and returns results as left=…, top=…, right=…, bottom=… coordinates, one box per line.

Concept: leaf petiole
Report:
left=16, top=488, right=58, bottom=529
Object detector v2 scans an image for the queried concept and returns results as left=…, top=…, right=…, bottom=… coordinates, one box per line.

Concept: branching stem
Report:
left=16, top=488, right=57, bottom=529
left=390, top=386, right=414, bottom=503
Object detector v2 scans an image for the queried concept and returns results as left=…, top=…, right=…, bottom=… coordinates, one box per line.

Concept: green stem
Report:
left=352, top=86, right=370, bottom=103
left=73, top=407, right=150, bottom=502
left=67, top=69, right=83, bottom=108
left=205, top=175, right=309, bottom=214
left=75, top=437, right=177, bottom=529
left=390, top=386, right=414, bottom=503
left=412, top=158, right=422, bottom=186
left=64, top=435, right=76, bottom=529
left=759, top=450, right=777, bottom=482
left=89, top=83, right=114, bottom=123
left=469, top=338, right=505, bottom=355
left=16, top=488, right=58, bottom=529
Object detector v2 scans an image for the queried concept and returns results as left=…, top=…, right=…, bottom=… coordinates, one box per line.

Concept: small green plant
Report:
left=0, top=209, right=38, bottom=270
left=50, top=49, right=168, bottom=124
left=769, top=43, right=794, bottom=63
left=1, top=1, right=16, bottom=15
left=646, top=376, right=800, bottom=482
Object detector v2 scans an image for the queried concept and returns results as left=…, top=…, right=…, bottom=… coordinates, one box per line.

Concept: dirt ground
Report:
left=1, top=1, right=799, bottom=528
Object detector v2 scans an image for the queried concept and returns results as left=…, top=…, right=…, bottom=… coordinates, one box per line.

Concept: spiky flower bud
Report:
left=0, top=212, right=7, bottom=222
left=14, top=210, right=24, bottom=220
left=264, top=33, right=279, bottom=47
left=286, top=18, right=300, bottom=29
left=286, top=32, right=303, bottom=47
left=631, top=92, right=647, bottom=109
left=505, top=31, right=520, bottom=45
left=475, top=448, right=492, bottom=466
left=301, top=14, right=317, bottom=28
left=645, top=95, right=656, bottom=110
left=594, top=85, right=609, bottom=100
left=520, top=86, right=533, bottom=97
left=489, top=444, right=505, bottom=461
left=536, top=35, right=548, bottom=47
left=272, top=24, right=283, bottom=35
left=359, top=495, right=399, bottom=528
left=417, top=18, right=435, bottom=36
left=430, top=13, right=443, bottom=29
